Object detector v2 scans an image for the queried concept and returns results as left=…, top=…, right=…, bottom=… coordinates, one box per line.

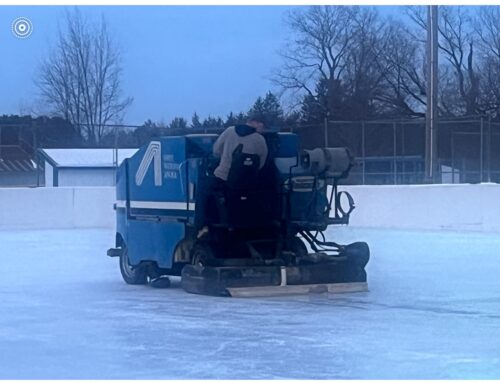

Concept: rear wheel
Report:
left=343, top=242, right=370, bottom=268
left=119, top=247, right=148, bottom=285
left=341, top=242, right=370, bottom=283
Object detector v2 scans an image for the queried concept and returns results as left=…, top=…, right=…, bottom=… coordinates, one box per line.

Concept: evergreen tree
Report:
left=283, top=111, right=301, bottom=131
left=262, top=92, right=284, bottom=126
left=169, top=117, right=188, bottom=130
left=225, top=112, right=238, bottom=127
left=248, top=96, right=265, bottom=116
left=190, top=113, right=202, bottom=129
left=235, top=112, right=247, bottom=123
left=300, top=80, right=329, bottom=124
left=248, top=92, right=285, bottom=128
left=0, top=114, right=80, bottom=148
left=134, top=119, right=162, bottom=145
left=202, top=116, right=225, bottom=132
left=225, top=112, right=247, bottom=127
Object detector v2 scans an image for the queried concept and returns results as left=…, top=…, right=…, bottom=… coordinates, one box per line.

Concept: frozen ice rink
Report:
left=1, top=227, right=500, bottom=379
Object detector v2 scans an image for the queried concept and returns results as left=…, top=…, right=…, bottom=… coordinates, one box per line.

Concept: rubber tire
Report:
left=342, top=242, right=369, bottom=283
left=119, top=247, right=148, bottom=285
left=343, top=242, right=370, bottom=268
left=191, top=242, right=215, bottom=267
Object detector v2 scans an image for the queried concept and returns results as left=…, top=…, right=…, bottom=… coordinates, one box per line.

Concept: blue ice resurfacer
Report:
left=107, top=132, right=370, bottom=297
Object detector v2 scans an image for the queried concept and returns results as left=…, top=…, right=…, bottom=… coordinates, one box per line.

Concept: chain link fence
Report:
left=1, top=118, right=499, bottom=186
left=291, top=118, right=500, bottom=185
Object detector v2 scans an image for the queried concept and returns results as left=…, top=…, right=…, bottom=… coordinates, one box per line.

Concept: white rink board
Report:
left=0, top=187, right=115, bottom=229
left=0, top=183, right=499, bottom=232
left=339, top=183, right=500, bottom=233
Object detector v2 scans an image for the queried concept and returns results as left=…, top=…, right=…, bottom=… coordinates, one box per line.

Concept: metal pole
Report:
left=487, top=118, right=492, bottom=182
left=114, top=127, right=119, bottom=185
left=401, top=122, right=406, bottom=183
left=451, top=127, right=455, bottom=184
left=425, top=5, right=439, bottom=183
left=480, top=117, right=484, bottom=182
left=393, top=122, right=397, bottom=185
left=361, top=121, right=366, bottom=185
left=33, top=121, right=39, bottom=187
left=463, top=157, right=466, bottom=183
left=113, top=127, right=118, bottom=166
left=324, top=117, right=329, bottom=147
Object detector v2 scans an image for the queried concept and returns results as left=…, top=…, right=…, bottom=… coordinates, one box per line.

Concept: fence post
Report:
left=401, top=122, right=406, bottom=183
left=324, top=117, right=329, bottom=147
left=480, top=117, right=484, bottom=182
left=33, top=120, right=40, bottom=187
left=393, top=122, right=397, bottom=185
left=361, top=121, right=365, bottom=185
left=451, top=126, right=455, bottom=184
left=114, top=127, right=118, bottom=166
left=487, top=117, right=492, bottom=182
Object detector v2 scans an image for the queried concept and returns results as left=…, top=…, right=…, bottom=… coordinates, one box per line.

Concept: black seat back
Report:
left=226, top=144, right=260, bottom=190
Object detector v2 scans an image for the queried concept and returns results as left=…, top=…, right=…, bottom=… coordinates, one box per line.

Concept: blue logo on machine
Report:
left=135, top=141, right=162, bottom=186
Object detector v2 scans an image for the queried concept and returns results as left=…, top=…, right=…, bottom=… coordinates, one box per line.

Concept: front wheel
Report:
left=191, top=241, right=215, bottom=267
left=119, top=247, right=147, bottom=285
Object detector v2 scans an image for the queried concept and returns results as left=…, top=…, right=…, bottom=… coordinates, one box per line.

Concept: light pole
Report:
left=425, top=5, right=439, bottom=182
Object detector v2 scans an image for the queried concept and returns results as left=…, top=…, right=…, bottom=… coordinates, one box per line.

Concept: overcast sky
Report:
left=0, top=5, right=404, bottom=125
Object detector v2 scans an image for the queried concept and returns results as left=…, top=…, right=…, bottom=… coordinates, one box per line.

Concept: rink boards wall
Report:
left=0, top=183, right=499, bottom=233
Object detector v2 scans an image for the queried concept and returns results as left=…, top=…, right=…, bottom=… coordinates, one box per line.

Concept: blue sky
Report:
left=0, top=5, right=405, bottom=125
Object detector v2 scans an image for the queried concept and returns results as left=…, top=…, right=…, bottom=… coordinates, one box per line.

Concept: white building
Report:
left=39, top=148, right=138, bottom=187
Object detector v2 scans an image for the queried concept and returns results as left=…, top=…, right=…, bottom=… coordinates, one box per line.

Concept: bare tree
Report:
left=376, top=20, right=427, bottom=117
left=406, top=6, right=479, bottom=117
left=275, top=6, right=423, bottom=120
left=37, top=10, right=132, bottom=145
left=341, top=7, right=392, bottom=119
left=475, top=6, right=500, bottom=118
left=439, top=7, right=479, bottom=116
left=273, top=6, right=354, bottom=116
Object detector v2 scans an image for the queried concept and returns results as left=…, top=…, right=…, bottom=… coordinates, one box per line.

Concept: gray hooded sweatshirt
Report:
left=213, top=124, right=268, bottom=181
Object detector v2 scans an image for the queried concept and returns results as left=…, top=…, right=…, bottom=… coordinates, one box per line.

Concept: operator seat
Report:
left=224, top=144, right=263, bottom=227
left=202, top=141, right=280, bottom=230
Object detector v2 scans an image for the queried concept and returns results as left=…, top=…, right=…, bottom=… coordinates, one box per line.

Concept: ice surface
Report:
left=1, top=227, right=500, bottom=379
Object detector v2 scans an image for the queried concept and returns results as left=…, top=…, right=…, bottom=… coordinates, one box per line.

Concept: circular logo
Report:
left=12, top=17, right=33, bottom=39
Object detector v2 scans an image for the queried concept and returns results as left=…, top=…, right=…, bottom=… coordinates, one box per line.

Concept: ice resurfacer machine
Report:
left=107, top=132, right=370, bottom=297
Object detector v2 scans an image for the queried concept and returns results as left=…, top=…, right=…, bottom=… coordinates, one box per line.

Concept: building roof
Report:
left=39, top=148, right=138, bottom=168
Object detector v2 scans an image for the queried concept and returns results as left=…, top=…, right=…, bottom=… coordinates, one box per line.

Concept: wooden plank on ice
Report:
left=227, top=282, right=368, bottom=298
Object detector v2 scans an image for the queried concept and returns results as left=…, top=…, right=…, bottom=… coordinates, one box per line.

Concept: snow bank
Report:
left=0, top=184, right=499, bottom=232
